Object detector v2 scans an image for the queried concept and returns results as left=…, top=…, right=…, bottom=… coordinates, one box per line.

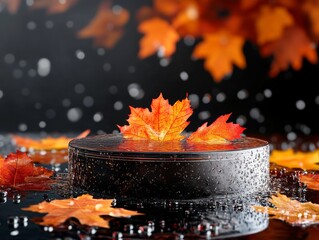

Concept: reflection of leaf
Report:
left=78, top=1, right=130, bottom=49
left=262, top=26, right=317, bottom=77
left=300, top=174, right=319, bottom=191
left=192, top=31, right=246, bottom=82
left=32, top=0, right=78, bottom=14
left=0, top=151, right=53, bottom=190
left=154, top=0, right=180, bottom=17
left=138, top=18, right=180, bottom=58
left=187, top=113, right=245, bottom=144
left=256, top=5, right=294, bottom=45
left=12, top=130, right=90, bottom=150
left=119, top=93, right=192, bottom=141
left=270, top=149, right=319, bottom=170
left=0, top=0, right=21, bottom=14
left=253, top=193, right=319, bottom=226
left=28, top=150, right=68, bottom=164
left=23, top=194, right=142, bottom=228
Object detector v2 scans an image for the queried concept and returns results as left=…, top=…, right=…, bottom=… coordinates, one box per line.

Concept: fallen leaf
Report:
left=270, top=149, right=319, bottom=170
left=256, top=5, right=294, bottom=45
left=300, top=174, right=319, bottom=191
left=23, top=194, right=142, bottom=228
left=187, top=113, right=245, bottom=144
left=192, top=31, right=246, bottom=82
left=32, top=0, right=78, bottom=14
left=0, top=0, right=21, bottom=14
left=138, top=17, right=180, bottom=58
left=261, top=26, right=317, bottom=77
left=253, top=193, right=319, bottom=226
left=78, top=1, right=130, bottom=49
left=0, top=151, right=53, bottom=190
left=118, top=93, right=192, bottom=141
left=12, top=130, right=90, bottom=151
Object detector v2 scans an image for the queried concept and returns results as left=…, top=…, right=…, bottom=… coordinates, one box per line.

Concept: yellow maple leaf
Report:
left=138, top=18, right=180, bottom=58
left=256, top=5, right=294, bottom=45
left=192, top=31, right=246, bottom=82
left=253, top=193, right=319, bottom=226
left=23, top=194, right=142, bottom=228
left=270, top=149, right=319, bottom=170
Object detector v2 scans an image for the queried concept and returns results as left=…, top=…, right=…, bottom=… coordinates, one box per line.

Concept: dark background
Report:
left=0, top=0, right=319, bottom=138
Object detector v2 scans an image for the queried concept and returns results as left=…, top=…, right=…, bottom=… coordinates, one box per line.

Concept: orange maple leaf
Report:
left=187, top=113, right=245, bottom=144
left=32, top=0, right=78, bottom=14
left=138, top=18, right=180, bottom=58
left=12, top=129, right=90, bottom=151
left=256, top=5, right=294, bottom=45
left=23, top=194, right=142, bottom=228
left=253, top=193, right=319, bottom=226
left=270, top=149, right=319, bottom=170
left=192, top=31, right=246, bottom=82
left=0, top=151, right=53, bottom=190
left=0, top=0, right=21, bottom=14
left=262, top=26, right=318, bottom=77
left=118, top=93, right=192, bottom=141
left=300, top=174, right=319, bottom=191
left=78, top=1, right=130, bottom=49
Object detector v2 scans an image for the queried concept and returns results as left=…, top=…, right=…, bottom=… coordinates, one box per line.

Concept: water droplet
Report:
left=74, top=83, right=85, bottom=94
left=296, top=100, right=306, bottom=110
left=45, top=20, right=54, bottom=29
left=93, top=112, right=103, bottom=122
left=18, top=123, right=28, bottom=132
left=237, top=89, right=248, bottom=100
left=27, top=21, right=37, bottom=30
left=37, top=58, right=51, bottom=77
left=4, top=53, right=15, bottom=64
left=264, top=89, right=272, bottom=98
left=180, top=71, right=189, bottom=81
left=189, top=94, right=199, bottom=109
left=75, top=50, right=85, bottom=60
left=67, top=108, right=83, bottom=122
left=83, top=96, right=94, bottom=107
left=39, top=121, right=46, bottom=128
left=198, top=111, right=210, bottom=120
left=216, top=92, right=226, bottom=102
left=114, top=101, right=123, bottom=111
left=0, top=89, right=3, bottom=99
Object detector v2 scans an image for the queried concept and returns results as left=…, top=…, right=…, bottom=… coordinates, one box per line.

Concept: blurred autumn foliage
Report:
left=2, top=0, right=319, bottom=82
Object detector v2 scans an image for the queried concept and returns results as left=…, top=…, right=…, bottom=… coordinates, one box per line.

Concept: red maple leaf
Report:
left=0, top=151, right=53, bottom=190
left=187, top=113, right=245, bottom=144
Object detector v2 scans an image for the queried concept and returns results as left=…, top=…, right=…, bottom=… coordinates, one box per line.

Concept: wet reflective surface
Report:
left=1, top=134, right=319, bottom=239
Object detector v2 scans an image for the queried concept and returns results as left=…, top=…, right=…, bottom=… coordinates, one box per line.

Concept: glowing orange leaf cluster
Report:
left=23, top=194, right=142, bottom=228
left=12, top=129, right=90, bottom=151
left=300, top=174, right=319, bottom=191
left=5, top=1, right=319, bottom=81
left=253, top=193, right=319, bottom=226
left=119, top=94, right=245, bottom=143
left=0, top=151, right=53, bottom=190
left=270, top=149, right=319, bottom=170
